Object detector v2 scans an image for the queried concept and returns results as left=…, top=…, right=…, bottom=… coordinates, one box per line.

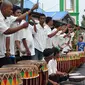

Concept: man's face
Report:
left=79, top=37, right=83, bottom=42
left=14, top=9, right=22, bottom=17
left=4, top=4, right=13, bottom=17
left=49, top=20, right=53, bottom=26
left=39, top=16, right=45, bottom=24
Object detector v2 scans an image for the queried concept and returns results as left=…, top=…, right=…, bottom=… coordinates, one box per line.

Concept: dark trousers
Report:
left=0, top=57, right=12, bottom=67
left=10, top=57, right=16, bottom=64
left=33, top=49, right=43, bottom=60
left=47, top=75, right=68, bottom=85
left=21, top=56, right=32, bottom=60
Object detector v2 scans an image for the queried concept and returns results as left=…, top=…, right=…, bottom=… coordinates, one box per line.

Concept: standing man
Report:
left=44, top=17, right=59, bottom=48
left=15, top=9, right=36, bottom=60
left=33, top=14, right=46, bottom=60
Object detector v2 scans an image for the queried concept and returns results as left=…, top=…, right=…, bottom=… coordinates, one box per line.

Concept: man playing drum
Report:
left=43, top=47, right=69, bottom=85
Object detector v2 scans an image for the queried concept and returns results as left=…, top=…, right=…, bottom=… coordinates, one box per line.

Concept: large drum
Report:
left=67, top=52, right=80, bottom=69
left=2, top=64, right=39, bottom=85
left=0, top=68, right=21, bottom=85
left=18, top=60, right=48, bottom=85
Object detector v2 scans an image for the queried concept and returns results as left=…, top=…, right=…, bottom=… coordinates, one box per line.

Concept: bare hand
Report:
left=5, top=52, right=10, bottom=57
left=22, top=22, right=29, bottom=28
left=57, top=27, right=61, bottom=31
left=26, top=50, right=31, bottom=56
left=32, top=4, right=38, bottom=10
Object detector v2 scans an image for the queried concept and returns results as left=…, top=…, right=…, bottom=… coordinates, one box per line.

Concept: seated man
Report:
left=43, top=47, right=69, bottom=85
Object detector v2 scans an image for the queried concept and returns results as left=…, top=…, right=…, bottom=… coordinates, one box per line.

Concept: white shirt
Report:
left=44, top=25, right=53, bottom=48
left=47, top=58, right=57, bottom=75
left=0, top=11, right=9, bottom=58
left=16, top=20, right=35, bottom=56
left=5, top=16, right=17, bottom=55
left=58, top=33, right=66, bottom=47
left=52, top=29, right=62, bottom=47
left=34, top=24, right=47, bottom=52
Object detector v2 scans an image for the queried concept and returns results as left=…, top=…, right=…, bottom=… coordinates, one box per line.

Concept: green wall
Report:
left=60, top=0, right=79, bottom=25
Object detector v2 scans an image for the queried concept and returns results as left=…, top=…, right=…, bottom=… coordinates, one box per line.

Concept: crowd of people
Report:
left=0, top=0, right=85, bottom=85
left=0, top=0, right=85, bottom=66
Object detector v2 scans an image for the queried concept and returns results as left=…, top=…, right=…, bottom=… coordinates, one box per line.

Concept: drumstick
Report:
left=26, top=14, right=29, bottom=23
left=36, top=0, right=39, bottom=11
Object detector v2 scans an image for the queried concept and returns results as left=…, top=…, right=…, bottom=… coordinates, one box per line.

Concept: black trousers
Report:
left=0, top=57, right=12, bottom=67
left=47, top=75, right=68, bottom=85
left=21, top=56, right=32, bottom=60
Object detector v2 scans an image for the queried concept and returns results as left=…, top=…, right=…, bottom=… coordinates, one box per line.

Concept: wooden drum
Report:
left=67, top=52, right=80, bottom=69
left=0, top=68, right=21, bottom=85
left=18, top=60, right=48, bottom=85
left=2, top=64, right=39, bottom=85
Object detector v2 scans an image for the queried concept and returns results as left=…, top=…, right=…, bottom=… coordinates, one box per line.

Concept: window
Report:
left=65, top=0, right=74, bottom=11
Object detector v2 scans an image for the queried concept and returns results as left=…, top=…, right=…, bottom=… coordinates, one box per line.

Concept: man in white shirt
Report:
left=17, top=21, right=36, bottom=60
left=14, top=8, right=36, bottom=60
left=5, top=6, right=23, bottom=63
left=43, top=47, right=68, bottom=85
left=60, top=25, right=74, bottom=54
left=0, top=0, right=29, bottom=67
left=44, top=17, right=59, bottom=49
left=33, top=14, right=46, bottom=60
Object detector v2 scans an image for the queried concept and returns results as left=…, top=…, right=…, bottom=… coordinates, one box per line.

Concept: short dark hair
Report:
left=43, top=47, right=60, bottom=57
left=22, top=8, right=30, bottom=13
left=39, top=13, right=45, bottom=18
left=79, top=35, right=83, bottom=40
left=13, top=5, right=21, bottom=14
left=22, top=8, right=32, bottom=16
left=46, top=17, right=52, bottom=24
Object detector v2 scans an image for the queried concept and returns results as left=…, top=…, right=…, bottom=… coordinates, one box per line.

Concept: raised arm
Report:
left=48, top=30, right=58, bottom=38
left=16, top=4, right=38, bottom=21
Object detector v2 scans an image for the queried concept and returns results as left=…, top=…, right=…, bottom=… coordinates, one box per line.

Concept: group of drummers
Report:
left=0, top=0, right=85, bottom=85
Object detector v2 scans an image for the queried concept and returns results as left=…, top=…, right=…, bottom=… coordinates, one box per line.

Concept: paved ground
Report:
left=62, top=63, right=85, bottom=85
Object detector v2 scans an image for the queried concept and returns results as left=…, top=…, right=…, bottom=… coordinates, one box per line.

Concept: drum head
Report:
left=70, top=76, right=85, bottom=79
left=69, top=73, right=81, bottom=76
left=69, top=75, right=85, bottom=82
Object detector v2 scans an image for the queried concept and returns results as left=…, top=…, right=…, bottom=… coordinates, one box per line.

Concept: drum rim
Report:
left=21, top=74, right=39, bottom=79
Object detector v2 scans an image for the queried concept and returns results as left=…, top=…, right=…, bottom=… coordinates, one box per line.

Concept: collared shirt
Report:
left=44, top=24, right=53, bottom=48
left=0, top=11, right=9, bottom=58
left=47, top=58, right=57, bottom=75
left=34, top=24, right=47, bottom=52
left=18, top=20, right=35, bottom=56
